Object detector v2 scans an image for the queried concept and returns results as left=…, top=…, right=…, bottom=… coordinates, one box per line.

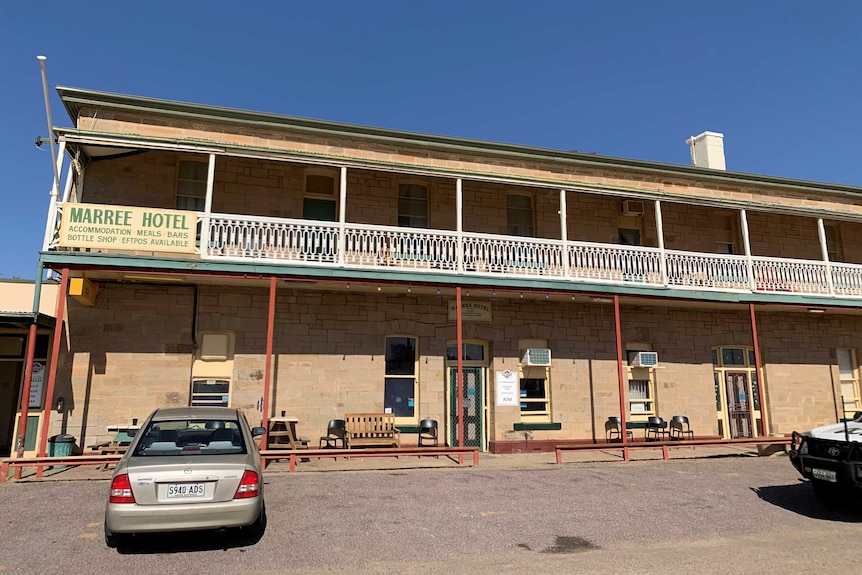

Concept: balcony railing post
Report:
left=338, top=167, right=347, bottom=266
left=655, top=200, right=667, bottom=285
left=740, top=209, right=756, bottom=291
left=560, top=189, right=569, bottom=277
left=456, top=178, right=464, bottom=273
left=817, top=218, right=835, bottom=295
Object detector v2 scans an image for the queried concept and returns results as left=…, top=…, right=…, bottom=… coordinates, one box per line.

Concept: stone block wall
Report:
left=50, top=281, right=854, bottom=451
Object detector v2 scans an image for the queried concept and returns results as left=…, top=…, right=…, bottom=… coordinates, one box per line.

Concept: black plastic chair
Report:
left=418, top=419, right=439, bottom=447
left=645, top=416, right=669, bottom=441
left=319, top=419, right=347, bottom=449
left=605, top=416, right=633, bottom=442
left=669, top=415, right=694, bottom=440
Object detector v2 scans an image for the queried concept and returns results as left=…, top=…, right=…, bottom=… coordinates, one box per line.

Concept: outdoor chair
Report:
left=319, top=419, right=347, bottom=449
left=645, top=416, right=669, bottom=441
left=605, top=416, right=633, bottom=442
left=418, top=419, right=439, bottom=447
left=669, top=415, right=694, bottom=440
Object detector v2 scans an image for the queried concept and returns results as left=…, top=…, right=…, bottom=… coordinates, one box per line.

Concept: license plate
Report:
left=166, top=483, right=206, bottom=498
left=812, top=468, right=837, bottom=483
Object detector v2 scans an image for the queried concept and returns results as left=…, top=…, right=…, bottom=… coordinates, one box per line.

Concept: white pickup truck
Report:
left=790, top=414, right=862, bottom=504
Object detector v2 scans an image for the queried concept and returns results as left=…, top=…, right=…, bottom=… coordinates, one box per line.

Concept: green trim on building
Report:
left=38, top=251, right=862, bottom=309
left=514, top=422, right=562, bottom=431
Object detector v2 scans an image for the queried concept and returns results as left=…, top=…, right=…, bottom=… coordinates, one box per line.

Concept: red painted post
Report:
left=456, top=287, right=464, bottom=448
left=749, top=304, right=767, bottom=437
left=613, top=296, right=629, bottom=461
left=261, top=277, right=276, bottom=450
left=35, top=268, right=69, bottom=478
left=15, top=323, right=40, bottom=479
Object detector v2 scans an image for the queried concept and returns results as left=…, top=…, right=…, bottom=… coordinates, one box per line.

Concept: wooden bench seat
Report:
left=344, top=413, right=401, bottom=449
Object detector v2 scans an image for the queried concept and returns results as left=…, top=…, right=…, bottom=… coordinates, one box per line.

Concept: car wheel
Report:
left=104, top=521, right=121, bottom=548
left=246, top=505, right=267, bottom=538
left=812, top=480, right=843, bottom=507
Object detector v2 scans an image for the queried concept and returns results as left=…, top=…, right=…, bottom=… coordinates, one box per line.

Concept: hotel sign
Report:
left=447, top=300, right=492, bottom=322
left=59, top=203, right=196, bottom=254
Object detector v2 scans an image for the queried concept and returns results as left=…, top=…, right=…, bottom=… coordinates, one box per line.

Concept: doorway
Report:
left=713, top=346, right=763, bottom=439
left=448, top=366, right=485, bottom=449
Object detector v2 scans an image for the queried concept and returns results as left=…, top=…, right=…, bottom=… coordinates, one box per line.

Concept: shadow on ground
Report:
left=752, top=480, right=862, bottom=522
left=115, top=526, right=264, bottom=554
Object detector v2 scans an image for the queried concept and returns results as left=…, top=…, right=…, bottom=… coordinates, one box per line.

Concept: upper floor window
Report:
left=825, top=224, right=842, bottom=262
left=304, top=169, right=338, bottom=222
left=176, top=160, right=208, bottom=212
left=716, top=214, right=735, bottom=254
left=507, top=195, right=534, bottom=236
left=619, top=228, right=642, bottom=246
left=398, top=184, right=428, bottom=228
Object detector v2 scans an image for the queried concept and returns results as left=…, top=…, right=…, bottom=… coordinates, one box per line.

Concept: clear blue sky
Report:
left=1, top=1, right=860, bottom=279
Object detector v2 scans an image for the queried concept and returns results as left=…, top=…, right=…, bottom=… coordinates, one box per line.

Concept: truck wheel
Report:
left=812, top=480, right=842, bottom=507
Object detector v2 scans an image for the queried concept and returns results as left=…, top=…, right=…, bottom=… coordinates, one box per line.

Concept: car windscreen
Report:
left=134, top=419, right=246, bottom=456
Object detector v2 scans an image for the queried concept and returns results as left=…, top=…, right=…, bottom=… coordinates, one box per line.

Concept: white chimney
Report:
left=686, top=131, right=726, bottom=170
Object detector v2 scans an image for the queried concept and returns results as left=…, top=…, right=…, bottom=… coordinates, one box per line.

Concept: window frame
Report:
left=506, top=194, right=534, bottom=237
left=383, top=335, right=419, bottom=423
left=518, top=338, right=550, bottom=421
left=625, top=344, right=656, bottom=418
left=175, top=159, right=208, bottom=212
left=824, top=223, right=842, bottom=262
left=397, top=182, right=429, bottom=228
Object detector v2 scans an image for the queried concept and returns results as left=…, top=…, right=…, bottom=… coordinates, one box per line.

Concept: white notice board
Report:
left=496, top=369, right=519, bottom=406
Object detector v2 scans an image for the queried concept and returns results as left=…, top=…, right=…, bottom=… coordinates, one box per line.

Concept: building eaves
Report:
left=56, top=86, right=862, bottom=198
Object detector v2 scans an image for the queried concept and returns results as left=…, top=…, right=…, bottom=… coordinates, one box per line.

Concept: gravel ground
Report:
left=1, top=454, right=860, bottom=575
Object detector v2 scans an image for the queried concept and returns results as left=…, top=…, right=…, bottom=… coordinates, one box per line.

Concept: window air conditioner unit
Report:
left=620, top=200, right=645, bottom=217
left=631, top=351, right=659, bottom=368
left=521, top=348, right=552, bottom=367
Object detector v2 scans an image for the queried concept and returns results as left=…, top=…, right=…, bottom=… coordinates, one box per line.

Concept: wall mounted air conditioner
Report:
left=631, top=351, right=659, bottom=368
left=521, top=348, right=552, bottom=367
left=620, top=200, right=645, bottom=217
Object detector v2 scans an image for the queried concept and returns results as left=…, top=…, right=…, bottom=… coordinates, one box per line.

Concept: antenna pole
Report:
left=37, top=56, right=60, bottom=196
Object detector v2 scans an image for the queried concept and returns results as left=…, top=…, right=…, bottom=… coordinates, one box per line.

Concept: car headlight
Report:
left=799, top=438, right=808, bottom=455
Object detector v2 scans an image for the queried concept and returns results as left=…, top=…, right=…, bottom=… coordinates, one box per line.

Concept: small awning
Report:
left=0, top=312, right=56, bottom=330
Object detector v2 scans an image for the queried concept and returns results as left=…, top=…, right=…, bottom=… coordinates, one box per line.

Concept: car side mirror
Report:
left=126, top=429, right=137, bottom=437
left=251, top=427, right=266, bottom=437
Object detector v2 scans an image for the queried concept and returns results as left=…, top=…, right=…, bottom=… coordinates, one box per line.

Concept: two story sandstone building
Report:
left=10, top=87, right=862, bottom=456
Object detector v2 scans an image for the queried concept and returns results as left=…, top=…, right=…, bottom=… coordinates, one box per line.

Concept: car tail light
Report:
left=234, top=470, right=260, bottom=499
left=109, top=473, right=136, bottom=504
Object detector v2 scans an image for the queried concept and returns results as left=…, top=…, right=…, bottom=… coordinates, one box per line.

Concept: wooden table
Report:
left=267, top=417, right=308, bottom=449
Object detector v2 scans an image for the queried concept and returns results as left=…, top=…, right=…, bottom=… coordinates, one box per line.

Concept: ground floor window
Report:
left=519, top=339, right=550, bottom=421
left=626, top=347, right=656, bottom=418
left=384, top=336, right=417, bottom=421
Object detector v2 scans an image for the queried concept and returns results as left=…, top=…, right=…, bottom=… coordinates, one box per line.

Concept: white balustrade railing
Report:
left=666, top=251, right=749, bottom=290
left=751, top=256, right=831, bottom=295
left=569, top=242, right=663, bottom=284
left=463, top=233, right=565, bottom=276
left=49, top=209, right=862, bottom=299
left=345, top=224, right=459, bottom=271
left=207, top=214, right=338, bottom=263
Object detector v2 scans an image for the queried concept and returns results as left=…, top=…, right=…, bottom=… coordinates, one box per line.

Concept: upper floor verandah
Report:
left=41, top=137, right=862, bottom=302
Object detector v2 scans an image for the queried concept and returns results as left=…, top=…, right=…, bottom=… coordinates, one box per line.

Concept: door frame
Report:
left=445, top=340, right=489, bottom=451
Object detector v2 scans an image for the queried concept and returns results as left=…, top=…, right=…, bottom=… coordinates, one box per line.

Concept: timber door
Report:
left=448, top=367, right=484, bottom=449
left=725, top=371, right=753, bottom=438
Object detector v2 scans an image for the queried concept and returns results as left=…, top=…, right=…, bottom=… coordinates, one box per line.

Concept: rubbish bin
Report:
left=47, top=434, right=76, bottom=470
